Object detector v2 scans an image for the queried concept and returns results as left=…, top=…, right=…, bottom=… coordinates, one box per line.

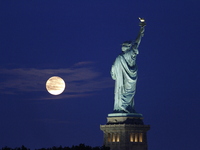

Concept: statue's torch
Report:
left=139, top=17, right=146, bottom=27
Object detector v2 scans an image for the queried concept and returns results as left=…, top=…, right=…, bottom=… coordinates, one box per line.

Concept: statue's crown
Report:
left=122, top=41, right=132, bottom=47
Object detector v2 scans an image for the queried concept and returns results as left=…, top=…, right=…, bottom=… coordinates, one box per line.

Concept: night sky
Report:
left=1, top=1, right=200, bottom=150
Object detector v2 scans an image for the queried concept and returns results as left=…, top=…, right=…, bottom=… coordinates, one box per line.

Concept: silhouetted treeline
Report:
left=1, top=144, right=110, bottom=150
left=1, top=145, right=29, bottom=150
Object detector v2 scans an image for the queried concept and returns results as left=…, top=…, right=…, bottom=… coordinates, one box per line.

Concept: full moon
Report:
left=46, top=76, right=65, bottom=95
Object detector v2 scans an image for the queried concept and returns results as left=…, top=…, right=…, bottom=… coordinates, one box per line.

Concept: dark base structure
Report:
left=100, top=113, right=150, bottom=150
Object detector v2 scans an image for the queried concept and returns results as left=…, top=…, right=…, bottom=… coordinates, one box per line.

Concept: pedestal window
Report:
left=107, top=133, right=111, bottom=142
left=130, top=133, right=143, bottom=142
left=108, top=133, right=120, bottom=142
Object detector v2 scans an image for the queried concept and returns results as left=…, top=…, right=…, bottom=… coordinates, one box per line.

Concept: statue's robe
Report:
left=111, top=48, right=138, bottom=113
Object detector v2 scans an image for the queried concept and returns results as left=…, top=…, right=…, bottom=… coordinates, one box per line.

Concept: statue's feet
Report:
left=113, top=110, right=129, bottom=113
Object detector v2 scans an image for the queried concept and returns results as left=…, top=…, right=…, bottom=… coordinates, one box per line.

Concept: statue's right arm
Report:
left=132, top=26, right=145, bottom=50
left=132, top=18, right=146, bottom=50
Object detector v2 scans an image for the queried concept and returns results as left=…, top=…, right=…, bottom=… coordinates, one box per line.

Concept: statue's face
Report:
left=134, top=49, right=139, bottom=55
left=122, top=42, right=131, bottom=52
left=122, top=45, right=139, bottom=55
left=122, top=43, right=131, bottom=52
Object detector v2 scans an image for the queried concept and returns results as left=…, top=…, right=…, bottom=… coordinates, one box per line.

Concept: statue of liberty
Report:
left=111, top=18, right=146, bottom=113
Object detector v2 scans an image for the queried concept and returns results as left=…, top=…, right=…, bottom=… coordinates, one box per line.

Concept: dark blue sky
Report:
left=1, top=1, right=200, bottom=150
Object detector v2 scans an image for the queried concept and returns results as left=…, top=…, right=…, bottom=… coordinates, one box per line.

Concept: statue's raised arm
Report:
left=132, top=18, right=146, bottom=50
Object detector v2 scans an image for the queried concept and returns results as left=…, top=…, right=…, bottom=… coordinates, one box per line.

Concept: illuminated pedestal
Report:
left=100, top=113, right=150, bottom=150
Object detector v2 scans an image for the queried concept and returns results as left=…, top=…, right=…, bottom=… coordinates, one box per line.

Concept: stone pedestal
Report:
left=100, top=113, right=150, bottom=150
